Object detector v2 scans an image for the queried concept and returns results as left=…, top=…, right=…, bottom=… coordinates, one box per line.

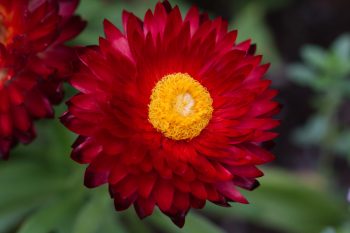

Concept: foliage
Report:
left=231, top=2, right=282, bottom=67
left=73, top=0, right=188, bottom=45
left=205, top=168, right=348, bottom=233
left=288, top=34, right=350, bottom=163
left=288, top=34, right=350, bottom=233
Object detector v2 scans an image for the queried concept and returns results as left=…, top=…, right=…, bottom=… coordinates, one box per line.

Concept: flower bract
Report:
left=61, top=1, right=280, bottom=227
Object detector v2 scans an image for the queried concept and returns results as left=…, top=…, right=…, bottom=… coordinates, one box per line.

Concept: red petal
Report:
left=113, top=192, right=137, bottom=211
left=155, top=180, right=174, bottom=211
left=227, top=165, right=264, bottom=178
left=216, top=181, right=249, bottom=204
left=173, top=191, right=190, bottom=211
left=0, top=113, right=12, bottom=136
left=233, top=177, right=260, bottom=190
left=134, top=198, right=155, bottom=219
left=184, top=6, right=200, bottom=36
left=138, top=173, right=157, bottom=198
left=84, top=156, right=114, bottom=188
left=12, top=106, right=31, bottom=131
left=191, top=181, right=207, bottom=200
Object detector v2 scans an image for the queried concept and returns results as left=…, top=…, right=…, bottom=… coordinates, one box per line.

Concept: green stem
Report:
left=317, top=91, right=341, bottom=178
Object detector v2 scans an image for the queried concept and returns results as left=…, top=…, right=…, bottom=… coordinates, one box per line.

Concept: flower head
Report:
left=0, top=0, right=85, bottom=159
left=61, top=1, right=280, bottom=227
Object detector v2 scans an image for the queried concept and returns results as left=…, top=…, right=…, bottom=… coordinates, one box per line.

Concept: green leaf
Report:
left=288, top=64, right=316, bottom=86
left=321, top=222, right=350, bottom=233
left=292, top=115, right=329, bottom=146
left=122, top=209, right=153, bottom=233
left=337, top=222, right=350, bottom=233
left=321, top=228, right=336, bottom=233
left=232, top=3, right=281, bottom=67
left=332, top=131, right=350, bottom=160
left=331, top=34, right=350, bottom=61
left=17, top=191, right=84, bottom=233
left=0, top=199, right=43, bottom=233
left=72, top=190, right=110, bottom=233
left=183, top=212, right=226, bottom=233
left=301, top=45, right=327, bottom=69
left=341, top=80, right=350, bottom=97
left=149, top=210, right=226, bottom=233
left=205, top=168, right=347, bottom=233
left=74, top=0, right=188, bottom=45
left=98, top=212, right=129, bottom=233
left=0, top=162, right=66, bottom=206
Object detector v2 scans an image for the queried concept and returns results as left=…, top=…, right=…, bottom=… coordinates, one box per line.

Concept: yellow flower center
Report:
left=148, top=73, right=213, bottom=140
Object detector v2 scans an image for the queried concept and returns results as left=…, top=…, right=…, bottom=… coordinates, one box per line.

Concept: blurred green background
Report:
left=1, top=0, right=350, bottom=232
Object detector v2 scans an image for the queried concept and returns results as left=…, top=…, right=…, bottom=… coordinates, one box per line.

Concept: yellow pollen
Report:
left=148, top=73, right=213, bottom=140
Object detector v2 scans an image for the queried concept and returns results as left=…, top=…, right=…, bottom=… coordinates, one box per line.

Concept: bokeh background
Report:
left=1, top=0, right=350, bottom=232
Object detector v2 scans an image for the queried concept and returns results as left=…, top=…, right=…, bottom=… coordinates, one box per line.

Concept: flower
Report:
left=0, top=0, right=85, bottom=159
left=61, top=1, right=280, bottom=227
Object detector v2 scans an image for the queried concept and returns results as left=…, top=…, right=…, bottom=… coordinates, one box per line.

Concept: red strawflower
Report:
left=0, top=0, right=85, bottom=159
left=61, top=1, right=280, bottom=227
